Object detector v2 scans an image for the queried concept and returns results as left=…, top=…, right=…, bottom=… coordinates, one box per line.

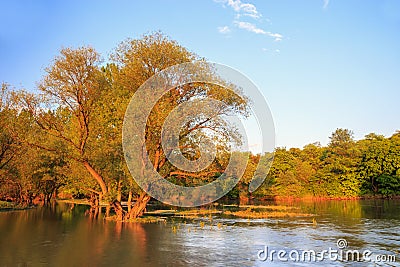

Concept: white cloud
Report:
left=234, top=21, right=283, bottom=41
left=218, top=26, right=231, bottom=34
left=234, top=21, right=265, bottom=34
left=275, top=49, right=280, bottom=53
left=267, top=32, right=283, bottom=41
left=323, top=0, right=329, bottom=9
left=215, top=0, right=284, bottom=42
left=216, top=0, right=261, bottom=19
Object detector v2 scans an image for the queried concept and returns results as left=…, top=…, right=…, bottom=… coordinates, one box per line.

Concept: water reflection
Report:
left=0, top=200, right=399, bottom=266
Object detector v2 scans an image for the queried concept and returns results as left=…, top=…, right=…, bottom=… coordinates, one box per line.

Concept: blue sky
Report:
left=1, top=0, right=399, bottom=149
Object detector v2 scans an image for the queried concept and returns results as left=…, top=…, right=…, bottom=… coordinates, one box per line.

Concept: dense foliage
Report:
left=0, top=33, right=399, bottom=215
left=252, top=129, right=400, bottom=198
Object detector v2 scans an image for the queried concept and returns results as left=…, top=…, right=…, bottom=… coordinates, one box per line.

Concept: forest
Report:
left=0, top=33, right=399, bottom=220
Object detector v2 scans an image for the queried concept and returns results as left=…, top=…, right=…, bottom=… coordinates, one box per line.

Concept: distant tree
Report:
left=320, top=128, right=361, bottom=196
left=329, top=128, right=354, bottom=154
left=358, top=132, right=400, bottom=195
left=266, top=148, right=313, bottom=197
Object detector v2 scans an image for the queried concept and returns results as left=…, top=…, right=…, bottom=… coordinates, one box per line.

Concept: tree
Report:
left=320, top=128, right=361, bottom=197
left=358, top=132, right=400, bottom=195
left=0, top=83, right=24, bottom=202
left=329, top=128, right=354, bottom=153
left=0, top=83, right=19, bottom=173
left=113, top=32, right=250, bottom=219
left=265, top=147, right=316, bottom=197
left=16, top=47, right=110, bottom=206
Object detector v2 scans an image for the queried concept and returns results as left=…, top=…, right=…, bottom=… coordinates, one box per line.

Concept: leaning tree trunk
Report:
left=83, top=161, right=108, bottom=197
left=82, top=160, right=109, bottom=219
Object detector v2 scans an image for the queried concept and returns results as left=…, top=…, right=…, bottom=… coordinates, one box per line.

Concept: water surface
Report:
left=0, top=200, right=399, bottom=266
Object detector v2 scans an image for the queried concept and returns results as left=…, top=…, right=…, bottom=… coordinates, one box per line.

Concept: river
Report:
left=0, top=199, right=399, bottom=266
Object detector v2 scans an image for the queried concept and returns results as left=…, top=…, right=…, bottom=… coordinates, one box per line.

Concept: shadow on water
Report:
left=0, top=200, right=399, bottom=266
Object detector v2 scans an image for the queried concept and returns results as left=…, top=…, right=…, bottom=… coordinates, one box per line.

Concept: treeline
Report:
left=247, top=129, right=400, bottom=199
left=0, top=33, right=399, bottom=217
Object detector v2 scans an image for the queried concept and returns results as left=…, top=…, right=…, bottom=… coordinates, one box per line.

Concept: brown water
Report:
left=0, top=200, right=399, bottom=266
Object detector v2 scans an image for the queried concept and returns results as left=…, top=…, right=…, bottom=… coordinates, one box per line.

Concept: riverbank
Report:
left=0, top=201, right=33, bottom=211
left=259, top=194, right=400, bottom=202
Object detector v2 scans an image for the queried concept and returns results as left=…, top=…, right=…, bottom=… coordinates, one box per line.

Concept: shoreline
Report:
left=0, top=201, right=35, bottom=212
left=47, top=195, right=400, bottom=208
left=2, top=195, right=399, bottom=212
left=258, top=195, right=400, bottom=202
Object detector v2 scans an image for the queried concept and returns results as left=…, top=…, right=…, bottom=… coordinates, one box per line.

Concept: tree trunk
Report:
left=87, top=194, right=101, bottom=219
left=106, top=205, right=111, bottom=217
left=116, top=180, right=122, bottom=202
left=127, top=192, right=151, bottom=219
left=83, top=162, right=105, bottom=218
left=127, top=190, right=133, bottom=213
left=111, top=200, right=126, bottom=221
left=83, top=161, right=108, bottom=196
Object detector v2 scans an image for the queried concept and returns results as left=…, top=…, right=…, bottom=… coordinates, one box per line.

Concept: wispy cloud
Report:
left=234, top=21, right=265, bottom=34
left=215, top=0, right=283, bottom=42
left=268, top=32, right=283, bottom=41
left=323, top=0, right=330, bottom=9
left=215, top=0, right=261, bottom=19
left=218, top=25, right=231, bottom=34
left=234, top=21, right=283, bottom=41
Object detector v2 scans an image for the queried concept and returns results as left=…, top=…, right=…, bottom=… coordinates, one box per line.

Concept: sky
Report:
left=1, top=0, right=399, bottom=150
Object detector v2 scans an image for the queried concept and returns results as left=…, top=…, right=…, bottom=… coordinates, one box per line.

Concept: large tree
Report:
left=113, top=32, right=250, bottom=219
